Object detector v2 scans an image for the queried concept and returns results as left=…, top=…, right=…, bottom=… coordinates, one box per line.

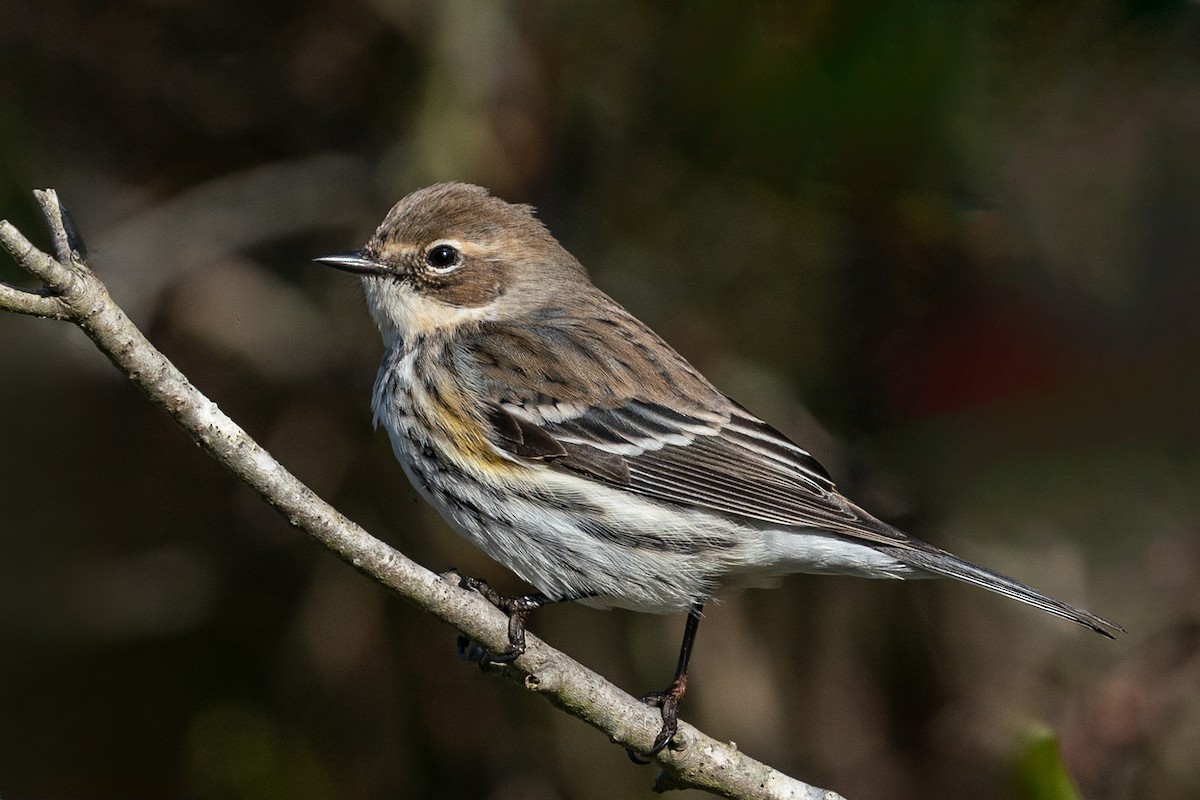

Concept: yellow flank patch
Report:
left=417, top=376, right=524, bottom=476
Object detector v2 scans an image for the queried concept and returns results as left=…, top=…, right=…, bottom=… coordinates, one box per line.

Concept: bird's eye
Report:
left=425, top=244, right=460, bottom=272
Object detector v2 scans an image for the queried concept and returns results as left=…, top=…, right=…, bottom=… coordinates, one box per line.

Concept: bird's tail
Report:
left=881, top=542, right=1123, bottom=638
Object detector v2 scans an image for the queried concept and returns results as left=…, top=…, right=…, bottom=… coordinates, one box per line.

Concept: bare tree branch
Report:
left=0, top=281, right=70, bottom=319
left=0, top=189, right=846, bottom=800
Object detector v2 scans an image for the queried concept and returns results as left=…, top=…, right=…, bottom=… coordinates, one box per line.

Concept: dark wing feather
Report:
left=485, top=401, right=630, bottom=484
left=484, top=401, right=566, bottom=459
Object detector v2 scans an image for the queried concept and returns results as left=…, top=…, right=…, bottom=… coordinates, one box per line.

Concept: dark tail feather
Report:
left=885, top=544, right=1123, bottom=638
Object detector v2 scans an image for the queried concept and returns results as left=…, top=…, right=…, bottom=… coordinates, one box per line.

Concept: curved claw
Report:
left=626, top=728, right=674, bottom=764
left=484, top=643, right=525, bottom=664
left=627, top=747, right=654, bottom=765
left=625, top=683, right=684, bottom=763
left=456, top=633, right=523, bottom=666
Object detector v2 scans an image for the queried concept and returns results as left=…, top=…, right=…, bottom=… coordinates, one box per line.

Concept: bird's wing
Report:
left=461, top=312, right=1122, bottom=638
left=458, top=307, right=907, bottom=544
left=487, top=393, right=900, bottom=542
left=460, top=309, right=900, bottom=544
left=528, top=398, right=883, bottom=534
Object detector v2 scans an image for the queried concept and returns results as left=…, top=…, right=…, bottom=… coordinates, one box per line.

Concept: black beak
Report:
left=313, top=250, right=388, bottom=276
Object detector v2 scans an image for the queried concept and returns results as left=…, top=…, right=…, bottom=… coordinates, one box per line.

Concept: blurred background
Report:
left=2, top=1, right=1198, bottom=798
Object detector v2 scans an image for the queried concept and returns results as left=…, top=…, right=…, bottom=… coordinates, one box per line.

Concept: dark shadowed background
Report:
left=2, top=2, right=1199, bottom=799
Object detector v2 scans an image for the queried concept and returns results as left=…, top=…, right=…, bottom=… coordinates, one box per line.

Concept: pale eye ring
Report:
left=425, top=243, right=461, bottom=272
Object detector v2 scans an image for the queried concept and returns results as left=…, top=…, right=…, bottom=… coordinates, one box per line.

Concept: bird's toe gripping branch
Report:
left=450, top=574, right=556, bottom=665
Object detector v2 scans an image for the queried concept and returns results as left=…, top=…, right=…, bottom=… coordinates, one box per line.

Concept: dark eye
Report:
left=426, top=244, right=460, bottom=271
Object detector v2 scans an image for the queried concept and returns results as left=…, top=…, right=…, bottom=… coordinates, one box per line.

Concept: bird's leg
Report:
left=628, top=604, right=703, bottom=763
left=452, top=574, right=584, bottom=664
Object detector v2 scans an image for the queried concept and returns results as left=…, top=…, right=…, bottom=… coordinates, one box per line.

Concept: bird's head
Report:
left=316, top=183, right=586, bottom=346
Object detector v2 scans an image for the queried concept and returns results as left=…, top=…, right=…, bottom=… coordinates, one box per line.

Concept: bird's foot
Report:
left=453, top=575, right=548, bottom=665
left=627, top=672, right=688, bottom=763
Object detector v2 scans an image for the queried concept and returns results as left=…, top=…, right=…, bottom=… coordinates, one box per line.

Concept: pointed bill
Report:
left=314, top=250, right=387, bottom=276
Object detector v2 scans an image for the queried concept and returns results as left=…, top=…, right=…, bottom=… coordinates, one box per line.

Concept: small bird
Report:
left=317, top=183, right=1120, bottom=758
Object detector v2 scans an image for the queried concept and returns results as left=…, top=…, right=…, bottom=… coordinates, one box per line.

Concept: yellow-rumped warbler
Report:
left=317, top=182, right=1120, bottom=757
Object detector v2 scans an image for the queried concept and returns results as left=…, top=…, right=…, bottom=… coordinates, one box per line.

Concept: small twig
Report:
left=0, top=189, right=846, bottom=800
left=0, top=281, right=70, bottom=319
left=36, top=189, right=74, bottom=267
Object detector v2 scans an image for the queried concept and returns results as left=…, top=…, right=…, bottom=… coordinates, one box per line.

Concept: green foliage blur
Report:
left=2, top=1, right=1198, bottom=798
left=1014, top=726, right=1082, bottom=800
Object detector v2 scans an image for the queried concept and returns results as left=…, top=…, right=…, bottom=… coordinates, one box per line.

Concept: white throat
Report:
left=362, top=277, right=496, bottom=347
